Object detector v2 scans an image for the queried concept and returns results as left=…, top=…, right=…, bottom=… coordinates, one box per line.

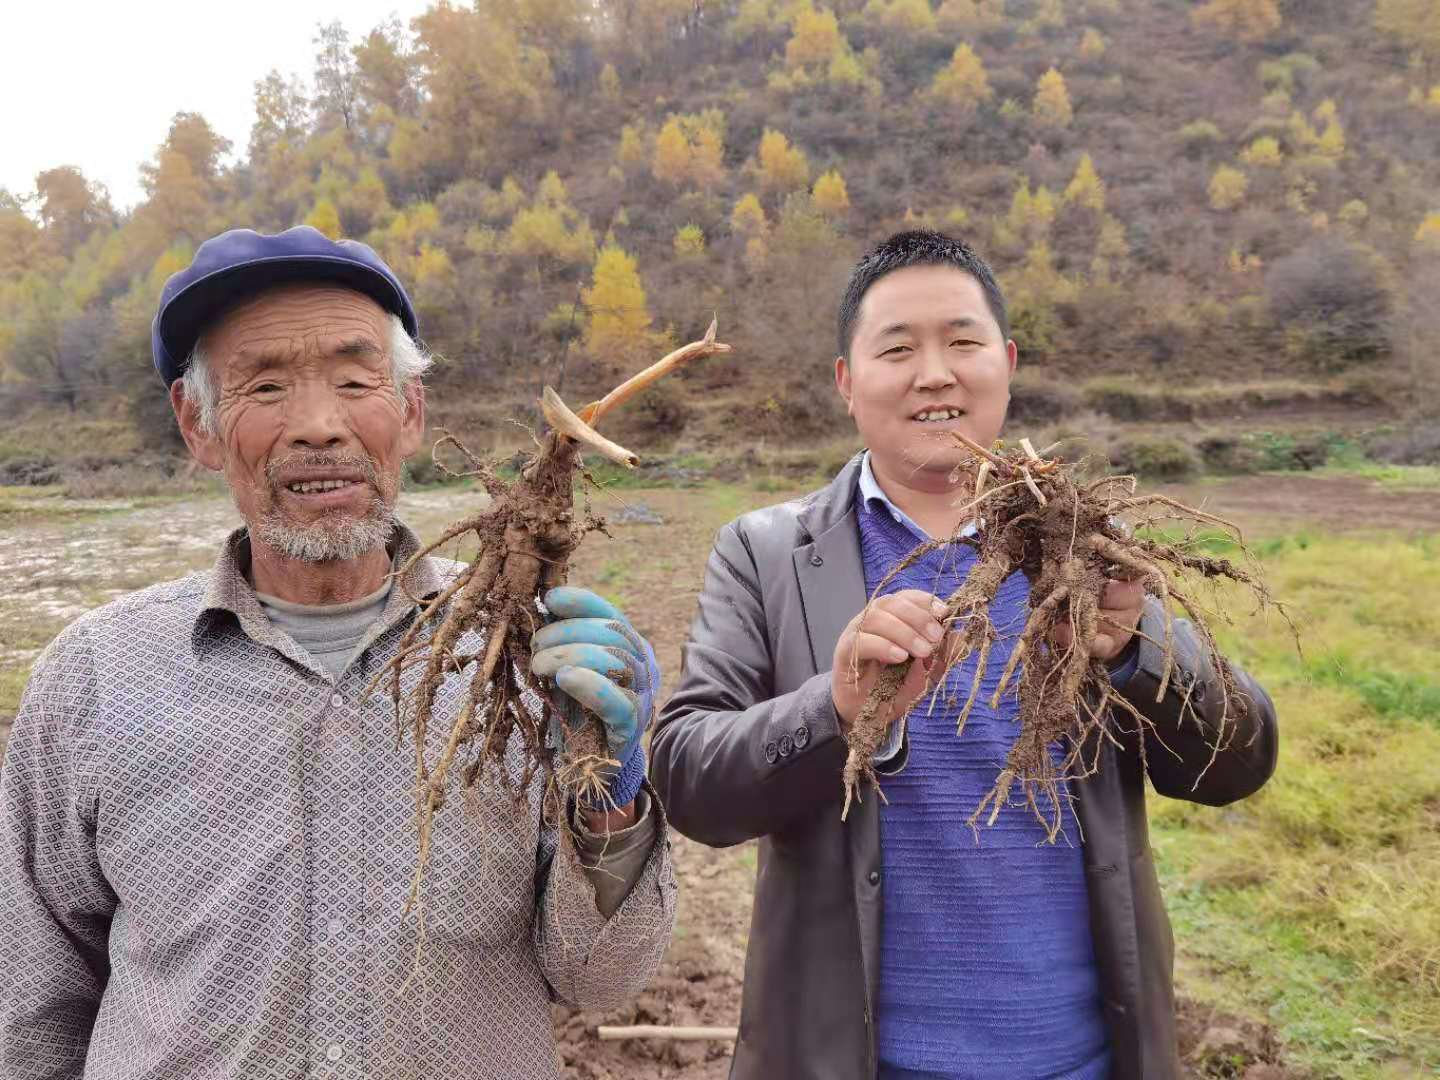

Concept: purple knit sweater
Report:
left=858, top=496, right=1110, bottom=1080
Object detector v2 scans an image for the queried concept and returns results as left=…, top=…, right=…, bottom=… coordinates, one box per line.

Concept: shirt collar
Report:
left=857, top=450, right=979, bottom=542
left=194, top=522, right=443, bottom=671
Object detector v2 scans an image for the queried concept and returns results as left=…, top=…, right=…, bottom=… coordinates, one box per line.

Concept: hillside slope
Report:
left=2, top=0, right=1437, bottom=464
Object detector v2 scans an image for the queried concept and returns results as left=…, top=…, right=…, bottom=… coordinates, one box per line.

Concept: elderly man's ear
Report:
left=170, top=381, right=226, bottom=473
left=399, top=380, right=427, bottom=460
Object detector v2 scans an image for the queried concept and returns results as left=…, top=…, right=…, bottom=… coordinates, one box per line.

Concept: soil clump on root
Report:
left=367, top=322, right=730, bottom=928
left=842, top=433, right=1283, bottom=838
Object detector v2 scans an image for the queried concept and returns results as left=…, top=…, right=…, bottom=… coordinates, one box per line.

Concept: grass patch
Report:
left=0, top=667, right=31, bottom=718
left=1153, top=532, right=1440, bottom=1075
left=0, top=417, right=142, bottom=466
left=1327, top=462, right=1440, bottom=490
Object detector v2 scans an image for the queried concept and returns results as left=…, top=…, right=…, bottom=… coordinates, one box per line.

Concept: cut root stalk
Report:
left=367, top=320, right=731, bottom=954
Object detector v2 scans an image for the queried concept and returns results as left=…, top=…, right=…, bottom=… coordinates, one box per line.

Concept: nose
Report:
left=912, top=343, right=958, bottom=392
left=285, top=379, right=349, bottom=449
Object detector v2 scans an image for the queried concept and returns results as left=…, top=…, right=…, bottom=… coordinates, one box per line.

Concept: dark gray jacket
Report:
left=651, top=455, right=1278, bottom=1080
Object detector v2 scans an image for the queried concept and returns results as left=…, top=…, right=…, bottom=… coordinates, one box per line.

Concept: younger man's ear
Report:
left=834, top=355, right=854, bottom=416
left=1006, top=339, right=1019, bottom=376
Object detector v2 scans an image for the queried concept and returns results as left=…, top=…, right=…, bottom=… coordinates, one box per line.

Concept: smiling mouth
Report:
left=912, top=408, right=966, bottom=423
left=286, top=479, right=362, bottom=495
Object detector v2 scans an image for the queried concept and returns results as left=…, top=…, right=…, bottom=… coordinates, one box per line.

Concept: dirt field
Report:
left=3, top=470, right=1436, bottom=1077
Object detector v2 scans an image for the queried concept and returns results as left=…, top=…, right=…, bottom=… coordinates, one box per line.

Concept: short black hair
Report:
left=837, top=229, right=1009, bottom=357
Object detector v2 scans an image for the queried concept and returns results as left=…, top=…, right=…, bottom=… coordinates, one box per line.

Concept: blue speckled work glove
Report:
left=530, top=587, right=659, bottom=809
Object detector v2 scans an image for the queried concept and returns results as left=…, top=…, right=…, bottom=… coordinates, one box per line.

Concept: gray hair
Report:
left=179, top=313, right=433, bottom=435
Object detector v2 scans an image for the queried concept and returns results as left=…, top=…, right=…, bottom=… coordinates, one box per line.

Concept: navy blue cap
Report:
left=151, top=226, right=420, bottom=386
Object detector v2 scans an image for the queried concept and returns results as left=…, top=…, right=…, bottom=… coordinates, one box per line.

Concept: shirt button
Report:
left=810, top=553, right=824, bottom=567
left=330, top=692, right=344, bottom=708
left=868, top=870, right=881, bottom=886
left=326, top=1043, right=343, bottom=1062
left=327, top=917, right=344, bottom=937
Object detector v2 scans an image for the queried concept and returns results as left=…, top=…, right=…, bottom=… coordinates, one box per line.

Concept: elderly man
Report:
left=651, top=230, right=1278, bottom=1080
left=0, top=227, right=676, bottom=1079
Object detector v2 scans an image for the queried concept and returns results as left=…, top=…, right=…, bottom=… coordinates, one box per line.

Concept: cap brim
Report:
left=159, top=254, right=418, bottom=370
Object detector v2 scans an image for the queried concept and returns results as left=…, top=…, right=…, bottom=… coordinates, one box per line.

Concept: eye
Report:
left=950, top=338, right=982, bottom=349
left=880, top=344, right=911, bottom=358
left=252, top=382, right=283, bottom=394
left=341, top=381, right=368, bottom=389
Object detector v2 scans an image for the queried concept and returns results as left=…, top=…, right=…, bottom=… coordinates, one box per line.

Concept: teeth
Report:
left=914, top=409, right=964, bottom=422
left=288, top=479, right=354, bottom=493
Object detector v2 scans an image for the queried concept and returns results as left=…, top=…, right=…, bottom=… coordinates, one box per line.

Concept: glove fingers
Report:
left=554, top=666, right=639, bottom=754
left=531, top=617, right=639, bottom=658
left=542, top=587, right=626, bottom=623
left=531, top=642, right=632, bottom=680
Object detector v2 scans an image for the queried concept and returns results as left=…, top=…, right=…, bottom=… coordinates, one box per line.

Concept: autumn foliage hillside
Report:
left=3, top=0, right=1439, bottom=470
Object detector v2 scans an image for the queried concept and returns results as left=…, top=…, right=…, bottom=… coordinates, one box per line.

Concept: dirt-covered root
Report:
left=365, top=322, right=730, bottom=946
left=841, top=432, right=1282, bottom=837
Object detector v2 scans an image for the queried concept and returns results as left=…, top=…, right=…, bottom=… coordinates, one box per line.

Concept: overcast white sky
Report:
left=2, top=0, right=433, bottom=212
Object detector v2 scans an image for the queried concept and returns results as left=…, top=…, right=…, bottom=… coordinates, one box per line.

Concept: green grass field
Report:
left=1151, top=533, right=1440, bottom=1077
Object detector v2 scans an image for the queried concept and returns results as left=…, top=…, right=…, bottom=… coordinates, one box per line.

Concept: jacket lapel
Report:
left=792, top=454, right=885, bottom=1038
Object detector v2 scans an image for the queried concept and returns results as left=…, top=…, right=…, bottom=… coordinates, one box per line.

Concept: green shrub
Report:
left=1110, top=436, right=1200, bottom=480
left=1008, top=379, right=1079, bottom=424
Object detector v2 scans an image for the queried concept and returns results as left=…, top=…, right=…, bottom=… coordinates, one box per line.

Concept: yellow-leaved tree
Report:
left=652, top=112, right=727, bottom=190
left=505, top=172, right=596, bottom=269
left=599, top=63, right=621, bottom=102
left=617, top=124, right=648, bottom=173
left=674, top=224, right=706, bottom=259
left=1003, top=241, right=1076, bottom=354
left=304, top=198, right=343, bottom=239
left=758, top=129, right=812, bottom=194
left=583, top=245, right=654, bottom=363
left=931, top=44, right=993, bottom=116
left=1313, top=100, right=1345, bottom=159
left=812, top=170, right=851, bottom=216
left=1008, top=179, right=1057, bottom=240
left=1191, top=0, right=1282, bottom=43
left=1079, top=28, right=1106, bottom=61
left=1063, top=153, right=1106, bottom=212
left=1240, top=137, right=1283, bottom=168
left=1415, top=212, right=1440, bottom=254
left=1209, top=166, right=1249, bottom=211
left=936, top=0, right=1006, bottom=33
left=732, top=193, right=769, bottom=237
left=786, top=4, right=844, bottom=68
left=652, top=119, right=690, bottom=185
left=863, top=0, right=937, bottom=36
left=1033, top=68, right=1073, bottom=129
left=1375, top=0, right=1440, bottom=62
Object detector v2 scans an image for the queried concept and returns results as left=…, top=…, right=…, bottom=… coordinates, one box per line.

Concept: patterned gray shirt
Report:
left=0, top=525, right=677, bottom=1080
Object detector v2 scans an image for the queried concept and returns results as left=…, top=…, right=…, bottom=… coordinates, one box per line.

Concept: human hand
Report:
left=831, top=589, right=948, bottom=731
left=1049, top=576, right=1145, bottom=663
left=530, top=587, right=659, bottom=813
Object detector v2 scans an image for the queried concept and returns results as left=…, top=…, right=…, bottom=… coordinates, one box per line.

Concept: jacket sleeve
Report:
left=0, top=627, right=114, bottom=1078
left=650, top=521, right=850, bottom=848
left=1117, top=597, right=1279, bottom=806
left=532, top=780, right=677, bottom=1011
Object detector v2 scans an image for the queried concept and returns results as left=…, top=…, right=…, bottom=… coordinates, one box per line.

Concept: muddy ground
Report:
left=3, top=471, right=1434, bottom=1077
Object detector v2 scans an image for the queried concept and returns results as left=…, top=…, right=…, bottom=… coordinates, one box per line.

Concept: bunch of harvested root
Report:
left=842, top=432, right=1278, bottom=838
left=368, top=320, right=730, bottom=916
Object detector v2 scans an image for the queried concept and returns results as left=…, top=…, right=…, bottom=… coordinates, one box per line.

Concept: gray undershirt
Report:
left=254, top=584, right=656, bottom=917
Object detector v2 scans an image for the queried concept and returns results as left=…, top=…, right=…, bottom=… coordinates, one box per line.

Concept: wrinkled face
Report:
left=174, top=284, right=424, bottom=563
left=836, top=264, right=1016, bottom=483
